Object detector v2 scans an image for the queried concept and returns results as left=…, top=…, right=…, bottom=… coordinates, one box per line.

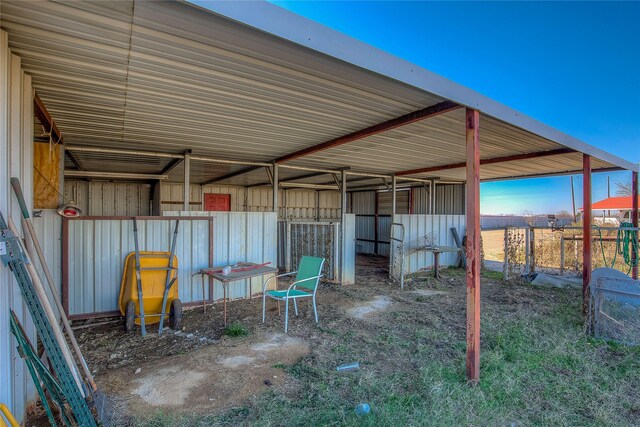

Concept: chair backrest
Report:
left=295, top=256, right=325, bottom=291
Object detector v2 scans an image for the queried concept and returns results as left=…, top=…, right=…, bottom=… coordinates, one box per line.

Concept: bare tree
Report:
left=615, top=180, right=632, bottom=196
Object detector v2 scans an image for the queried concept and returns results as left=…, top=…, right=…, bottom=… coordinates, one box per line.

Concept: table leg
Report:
left=434, top=252, right=440, bottom=279
left=223, top=284, right=227, bottom=326
left=201, top=275, right=206, bottom=313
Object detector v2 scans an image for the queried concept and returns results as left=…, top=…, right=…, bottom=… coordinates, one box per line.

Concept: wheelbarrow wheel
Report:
left=170, top=299, right=183, bottom=330
left=124, top=300, right=135, bottom=333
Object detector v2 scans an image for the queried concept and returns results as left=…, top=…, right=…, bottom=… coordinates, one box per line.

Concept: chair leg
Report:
left=313, top=295, right=318, bottom=324
left=293, top=298, right=299, bottom=316
left=284, top=298, right=289, bottom=334
left=262, top=292, right=267, bottom=323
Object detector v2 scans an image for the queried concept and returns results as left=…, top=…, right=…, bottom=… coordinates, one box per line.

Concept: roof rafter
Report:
left=396, top=148, right=577, bottom=176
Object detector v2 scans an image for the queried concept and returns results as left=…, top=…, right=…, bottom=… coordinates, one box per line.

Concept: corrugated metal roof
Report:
left=1, top=0, right=635, bottom=188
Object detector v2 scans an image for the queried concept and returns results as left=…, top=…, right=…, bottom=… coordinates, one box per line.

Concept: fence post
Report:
left=560, top=235, right=565, bottom=274
left=503, top=227, right=509, bottom=280
left=530, top=228, right=536, bottom=274
left=525, top=228, right=530, bottom=275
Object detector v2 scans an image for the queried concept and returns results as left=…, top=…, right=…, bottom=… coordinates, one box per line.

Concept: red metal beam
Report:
left=582, top=154, right=592, bottom=314
left=34, top=92, right=63, bottom=144
left=396, top=148, right=576, bottom=176
left=275, top=100, right=460, bottom=164
left=632, top=171, right=638, bottom=280
left=465, top=108, right=481, bottom=385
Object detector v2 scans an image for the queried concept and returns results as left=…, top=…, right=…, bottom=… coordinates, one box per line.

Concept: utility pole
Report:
left=570, top=176, right=576, bottom=222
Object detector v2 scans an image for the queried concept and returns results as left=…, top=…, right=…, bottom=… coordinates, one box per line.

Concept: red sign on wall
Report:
left=204, top=193, right=231, bottom=212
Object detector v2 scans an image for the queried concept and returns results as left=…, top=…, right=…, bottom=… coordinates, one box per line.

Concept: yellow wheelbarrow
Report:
left=119, top=219, right=182, bottom=335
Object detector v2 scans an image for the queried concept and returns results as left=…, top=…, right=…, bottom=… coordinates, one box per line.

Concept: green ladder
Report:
left=0, top=211, right=96, bottom=426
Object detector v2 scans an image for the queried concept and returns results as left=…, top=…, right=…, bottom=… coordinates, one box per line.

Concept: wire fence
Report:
left=502, top=225, right=639, bottom=277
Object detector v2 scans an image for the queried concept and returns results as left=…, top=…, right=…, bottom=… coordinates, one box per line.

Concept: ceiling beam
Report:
left=65, top=171, right=168, bottom=180
left=34, top=93, right=63, bottom=144
left=65, top=150, right=84, bottom=171
left=274, top=100, right=461, bottom=163
left=480, top=166, right=623, bottom=182
left=201, top=166, right=262, bottom=186
left=160, top=150, right=190, bottom=175
left=396, top=148, right=576, bottom=176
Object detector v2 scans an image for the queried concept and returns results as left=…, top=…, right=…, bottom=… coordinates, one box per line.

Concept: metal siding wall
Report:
left=343, top=214, right=356, bottom=284
left=378, top=190, right=410, bottom=215
left=31, top=210, right=62, bottom=319
left=68, top=218, right=193, bottom=315
left=378, top=216, right=392, bottom=256
left=318, top=191, right=340, bottom=220
left=64, top=181, right=151, bottom=216
left=0, top=34, right=35, bottom=420
left=160, top=182, right=341, bottom=220
left=165, top=211, right=278, bottom=300
left=351, top=191, right=375, bottom=214
left=412, top=187, right=430, bottom=214
left=395, top=214, right=466, bottom=274
left=434, top=184, right=465, bottom=215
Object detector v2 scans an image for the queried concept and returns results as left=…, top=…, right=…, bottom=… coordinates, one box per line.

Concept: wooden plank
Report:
left=582, top=154, right=592, bottom=314
left=465, top=108, right=481, bottom=384
left=33, top=142, right=62, bottom=209
left=396, top=148, right=575, bottom=176
left=275, top=100, right=460, bottom=163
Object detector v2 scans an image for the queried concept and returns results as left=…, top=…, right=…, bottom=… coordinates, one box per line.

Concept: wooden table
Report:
left=422, top=246, right=461, bottom=279
left=194, top=264, right=278, bottom=325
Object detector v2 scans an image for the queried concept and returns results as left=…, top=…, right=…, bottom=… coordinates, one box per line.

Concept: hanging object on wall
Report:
left=57, top=203, right=82, bottom=218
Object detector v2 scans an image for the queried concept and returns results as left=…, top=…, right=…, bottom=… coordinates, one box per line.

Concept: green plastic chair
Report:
left=262, top=256, right=325, bottom=333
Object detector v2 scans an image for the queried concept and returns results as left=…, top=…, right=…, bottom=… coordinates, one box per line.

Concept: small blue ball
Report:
left=356, top=403, right=370, bottom=415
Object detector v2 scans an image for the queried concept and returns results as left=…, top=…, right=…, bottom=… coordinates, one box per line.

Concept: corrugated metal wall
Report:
left=64, top=181, right=151, bottom=216
left=32, top=210, right=62, bottom=318
left=166, top=211, right=278, bottom=299
left=412, top=184, right=465, bottom=214
left=160, top=182, right=340, bottom=219
left=64, top=212, right=277, bottom=317
left=0, top=33, right=36, bottom=420
left=352, top=186, right=465, bottom=256
left=394, top=214, right=466, bottom=274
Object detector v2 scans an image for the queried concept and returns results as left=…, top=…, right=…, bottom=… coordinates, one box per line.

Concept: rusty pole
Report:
left=632, top=171, right=638, bottom=280
left=582, top=154, right=592, bottom=314
left=465, top=108, right=481, bottom=384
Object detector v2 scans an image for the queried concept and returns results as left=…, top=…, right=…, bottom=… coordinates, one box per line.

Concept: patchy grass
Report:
left=222, top=323, right=250, bottom=338
left=128, top=259, right=640, bottom=426
left=481, top=268, right=504, bottom=281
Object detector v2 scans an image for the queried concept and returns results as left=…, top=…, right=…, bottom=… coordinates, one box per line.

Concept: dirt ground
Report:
left=30, top=254, right=623, bottom=425
left=64, top=255, right=508, bottom=424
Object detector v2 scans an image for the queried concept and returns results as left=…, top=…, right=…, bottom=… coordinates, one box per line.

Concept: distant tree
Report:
left=615, top=180, right=632, bottom=196
left=556, top=210, right=573, bottom=218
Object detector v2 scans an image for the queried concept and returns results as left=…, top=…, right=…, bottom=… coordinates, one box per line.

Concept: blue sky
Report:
left=268, top=0, right=640, bottom=215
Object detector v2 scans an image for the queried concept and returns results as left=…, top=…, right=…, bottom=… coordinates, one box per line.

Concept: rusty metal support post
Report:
left=340, top=170, right=347, bottom=285
left=465, top=108, right=481, bottom=384
left=582, top=154, right=592, bottom=314
left=632, top=171, right=638, bottom=280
